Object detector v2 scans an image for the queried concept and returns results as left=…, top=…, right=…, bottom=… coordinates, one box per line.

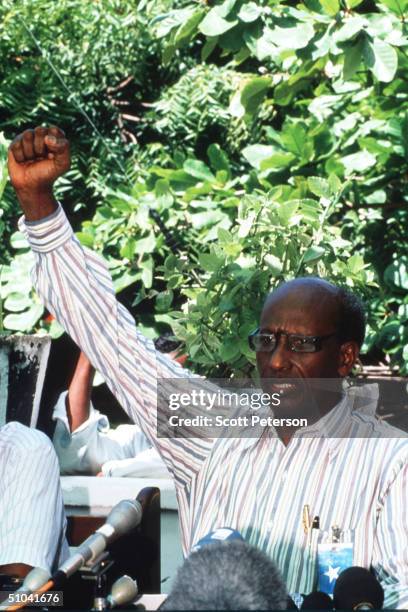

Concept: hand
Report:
left=8, top=126, right=70, bottom=220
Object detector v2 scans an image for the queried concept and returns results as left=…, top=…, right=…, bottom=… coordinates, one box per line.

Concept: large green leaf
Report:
left=384, top=260, right=408, bottom=290
left=377, top=320, right=401, bottom=350
left=219, top=339, right=240, bottom=361
left=238, top=2, right=261, bottom=23
left=174, top=9, right=205, bottom=46
left=190, top=209, right=230, bottom=230
left=10, top=231, right=29, bottom=250
left=334, top=16, right=366, bottom=43
left=343, top=38, right=364, bottom=81
left=113, top=270, right=139, bottom=293
left=277, top=200, right=300, bottom=226
left=183, top=159, right=216, bottom=182
left=201, top=36, right=219, bottom=61
left=199, top=253, right=223, bottom=272
left=4, top=292, right=32, bottom=313
left=340, top=150, right=377, bottom=174
left=319, top=0, right=340, bottom=16
left=4, top=304, right=44, bottom=332
left=346, top=0, right=365, bottom=8
left=364, top=38, right=398, bottom=83
left=303, top=246, right=326, bottom=264
left=242, top=144, right=277, bottom=169
left=134, top=233, right=157, bottom=255
left=281, top=123, right=313, bottom=160
left=348, top=254, right=366, bottom=274
left=379, top=0, right=408, bottom=16
left=260, top=152, right=296, bottom=171
left=152, top=8, right=197, bottom=38
left=120, top=237, right=136, bottom=260
left=199, top=6, right=238, bottom=36
left=244, top=27, right=279, bottom=61
left=265, top=23, right=314, bottom=50
left=207, top=144, right=231, bottom=179
left=141, top=257, right=154, bottom=289
left=76, top=232, right=95, bottom=249
left=156, top=290, right=174, bottom=312
left=307, top=177, right=331, bottom=199
left=240, top=76, right=272, bottom=115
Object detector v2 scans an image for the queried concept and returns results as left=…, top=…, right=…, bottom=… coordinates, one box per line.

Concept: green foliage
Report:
left=161, top=185, right=374, bottom=377
left=1, top=0, right=407, bottom=375
left=149, top=0, right=408, bottom=374
left=146, top=64, right=263, bottom=158
left=0, top=231, right=64, bottom=338
left=79, top=145, right=374, bottom=376
left=0, top=0, right=190, bottom=239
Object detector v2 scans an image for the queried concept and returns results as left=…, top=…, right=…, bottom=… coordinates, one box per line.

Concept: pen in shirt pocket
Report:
left=309, top=515, right=320, bottom=552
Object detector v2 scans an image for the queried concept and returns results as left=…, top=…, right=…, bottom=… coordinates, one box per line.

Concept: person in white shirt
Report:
left=0, top=422, right=68, bottom=579
left=52, top=350, right=170, bottom=478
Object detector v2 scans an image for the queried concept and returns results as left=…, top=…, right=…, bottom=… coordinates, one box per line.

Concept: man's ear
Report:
left=338, top=341, right=360, bottom=376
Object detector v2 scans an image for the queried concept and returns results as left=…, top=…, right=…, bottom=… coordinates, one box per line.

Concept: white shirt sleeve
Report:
left=52, top=391, right=152, bottom=474
left=101, top=447, right=171, bottom=478
left=0, top=422, right=69, bottom=573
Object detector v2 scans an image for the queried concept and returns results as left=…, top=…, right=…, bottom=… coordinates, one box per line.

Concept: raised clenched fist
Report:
left=8, top=126, right=70, bottom=194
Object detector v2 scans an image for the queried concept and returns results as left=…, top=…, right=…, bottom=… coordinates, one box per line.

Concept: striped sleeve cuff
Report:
left=18, top=204, right=74, bottom=253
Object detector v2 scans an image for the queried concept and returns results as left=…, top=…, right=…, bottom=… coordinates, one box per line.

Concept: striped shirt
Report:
left=0, top=422, right=69, bottom=572
left=21, top=206, right=408, bottom=608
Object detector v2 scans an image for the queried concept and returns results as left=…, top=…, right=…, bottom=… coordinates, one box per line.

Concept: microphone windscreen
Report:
left=192, top=528, right=244, bottom=553
left=104, top=499, right=142, bottom=539
left=19, top=568, right=50, bottom=592
left=107, top=575, right=138, bottom=608
left=333, top=566, right=384, bottom=610
left=301, top=591, right=333, bottom=610
left=161, top=539, right=287, bottom=610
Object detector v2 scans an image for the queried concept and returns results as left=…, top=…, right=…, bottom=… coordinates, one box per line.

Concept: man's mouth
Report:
left=270, top=382, right=298, bottom=393
left=265, top=380, right=304, bottom=396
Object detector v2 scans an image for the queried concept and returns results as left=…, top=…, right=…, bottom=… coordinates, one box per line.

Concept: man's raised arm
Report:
left=8, top=126, right=212, bottom=495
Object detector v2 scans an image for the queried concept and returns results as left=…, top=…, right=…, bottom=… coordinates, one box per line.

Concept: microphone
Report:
left=54, top=499, right=142, bottom=583
left=0, top=569, right=53, bottom=611
left=301, top=591, right=333, bottom=609
left=333, top=566, right=384, bottom=610
left=106, top=575, right=138, bottom=609
left=15, top=568, right=50, bottom=594
left=161, top=534, right=287, bottom=610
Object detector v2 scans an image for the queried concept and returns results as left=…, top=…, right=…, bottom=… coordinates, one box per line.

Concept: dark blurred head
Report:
left=160, top=540, right=287, bottom=610
left=154, top=333, right=187, bottom=365
left=154, top=333, right=182, bottom=354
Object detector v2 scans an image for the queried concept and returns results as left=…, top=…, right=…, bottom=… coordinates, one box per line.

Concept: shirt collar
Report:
left=229, top=382, right=380, bottom=452
left=295, top=381, right=379, bottom=439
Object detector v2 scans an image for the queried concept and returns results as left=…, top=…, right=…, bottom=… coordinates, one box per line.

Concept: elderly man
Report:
left=8, top=127, right=408, bottom=607
left=0, top=422, right=68, bottom=579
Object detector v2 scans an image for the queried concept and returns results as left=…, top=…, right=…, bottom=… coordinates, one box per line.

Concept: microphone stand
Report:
left=80, top=552, right=114, bottom=612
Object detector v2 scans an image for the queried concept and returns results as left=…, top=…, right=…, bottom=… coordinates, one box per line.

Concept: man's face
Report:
left=255, top=285, right=357, bottom=418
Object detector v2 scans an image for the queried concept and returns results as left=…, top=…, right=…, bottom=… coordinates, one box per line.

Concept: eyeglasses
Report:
left=248, top=328, right=338, bottom=353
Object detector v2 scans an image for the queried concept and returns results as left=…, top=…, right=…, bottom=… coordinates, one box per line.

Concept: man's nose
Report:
left=267, top=337, right=291, bottom=372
